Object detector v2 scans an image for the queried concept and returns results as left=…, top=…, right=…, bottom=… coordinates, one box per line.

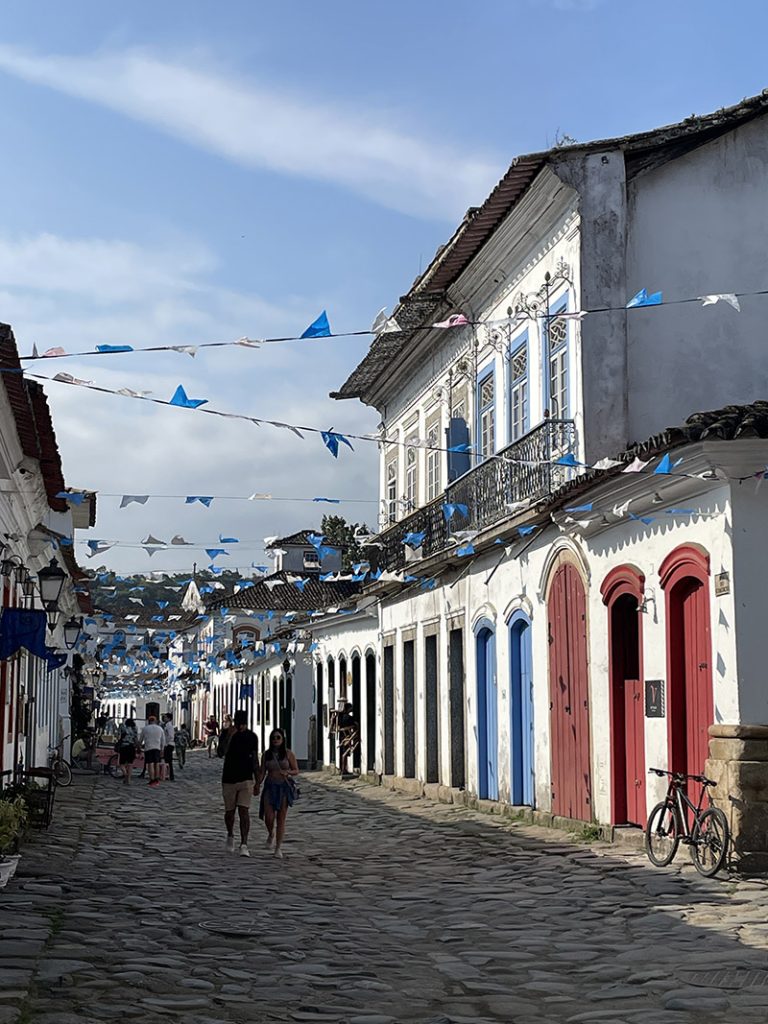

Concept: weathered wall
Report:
left=626, top=114, right=768, bottom=441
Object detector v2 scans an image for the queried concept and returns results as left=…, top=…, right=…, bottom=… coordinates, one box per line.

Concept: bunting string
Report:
left=12, top=285, right=758, bottom=363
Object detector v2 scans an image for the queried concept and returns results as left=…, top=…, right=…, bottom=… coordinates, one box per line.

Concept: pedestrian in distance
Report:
left=221, top=709, right=260, bottom=858
left=162, top=713, right=176, bottom=781
left=140, top=716, right=166, bottom=787
left=257, top=729, right=300, bottom=860
left=204, top=715, right=219, bottom=759
left=175, top=722, right=191, bottom=768
left=116, top=718, right=139, bottom=785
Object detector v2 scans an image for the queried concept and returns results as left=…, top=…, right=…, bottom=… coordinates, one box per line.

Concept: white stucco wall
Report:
left=309, top=612, right=378, bottom=771
left=378, top=477, right=738, bottom=824
left=626, top=114, right=768, bottom=441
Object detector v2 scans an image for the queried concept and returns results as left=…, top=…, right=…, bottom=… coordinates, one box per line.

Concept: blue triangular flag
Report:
left=456, top=543, right=475, bottom=557
left=206, top=548, right=228, bottom=559
left=321, top=428, right=354, bottom=459
left=654, top=453, right=683, bottom=475
left=555, top=453, right=583, bottom=467
left=169, top=385, right=207, bottom=409
left=301, top=310, right=332, bottom=338
left=564, top=503, right=593, bottom=513
left=186, top=496, right=214, bottom=506
left=313, top=497, right=341, bottom=504
left=443, top=502, right=469, bottom=521
left=627, top=288, right=663, bottom=308
left=219, top=536, right=239, bottom=544
left=403, top=531, right=426, bottom=548
left=96, top=344, right=134, bottom=353
left=518, top=526, right=536, bottom=536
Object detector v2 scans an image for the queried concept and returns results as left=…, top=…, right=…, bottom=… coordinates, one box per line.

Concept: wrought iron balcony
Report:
left=377, top=418, right=576, bottom=573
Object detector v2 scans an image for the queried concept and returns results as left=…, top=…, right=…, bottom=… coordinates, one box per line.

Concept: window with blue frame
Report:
left=509, top=334, right=529, bottom=441
left=544, top=299, right=569, bottom=420
left=477, top=368, right=495, bottom=460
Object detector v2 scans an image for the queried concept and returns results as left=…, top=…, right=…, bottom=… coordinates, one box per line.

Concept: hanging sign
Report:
left=645, top=679, right=665, bottom=718
left=714, top=572, right=730, bottom=596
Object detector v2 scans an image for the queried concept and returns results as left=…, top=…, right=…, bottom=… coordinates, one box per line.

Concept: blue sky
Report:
left=0, top=0, right=764, bottom=574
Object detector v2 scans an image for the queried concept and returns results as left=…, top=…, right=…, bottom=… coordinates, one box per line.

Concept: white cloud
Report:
left=0, top=230, right=380, bottom=575
left=0, top=45, right=502, bottom=220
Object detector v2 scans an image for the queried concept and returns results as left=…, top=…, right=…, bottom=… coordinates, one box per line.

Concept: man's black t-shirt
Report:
left=221, top=729, right=259, bottom=784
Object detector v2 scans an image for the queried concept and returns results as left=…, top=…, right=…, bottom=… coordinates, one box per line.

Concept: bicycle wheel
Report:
left=690, top=807, right=730, bottom=877
left=645, top=801, right=680, bottom=866
left=105, top=755, right=123, bottom=779
left=52, top=758, right=73, bottom=787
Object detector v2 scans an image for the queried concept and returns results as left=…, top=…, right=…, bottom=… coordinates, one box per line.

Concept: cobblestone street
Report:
left=2, top=753, right=768, bottom=1024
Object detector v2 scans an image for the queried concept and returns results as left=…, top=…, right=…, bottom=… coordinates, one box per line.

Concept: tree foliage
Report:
left=320, top=515, right=370, bottom=572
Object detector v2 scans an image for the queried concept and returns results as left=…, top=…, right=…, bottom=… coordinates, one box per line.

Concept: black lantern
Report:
left=63, top=616, right=82, bottom=650
left=38, top=558, right=66, bottom=608
left=46, top=606, right=59, bottom=632
left=21, top=575, right=36, bottom=599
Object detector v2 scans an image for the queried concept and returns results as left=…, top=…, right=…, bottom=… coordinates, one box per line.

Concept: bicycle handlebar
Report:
left=649, top=767, right=716, bottom=786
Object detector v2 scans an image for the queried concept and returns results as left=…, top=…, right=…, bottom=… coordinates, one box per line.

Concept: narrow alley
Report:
left=1, top=756, right=767, bottom=1024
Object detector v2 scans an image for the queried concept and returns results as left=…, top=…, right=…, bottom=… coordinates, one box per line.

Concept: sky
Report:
left=0, top=0, right=765, bottom=576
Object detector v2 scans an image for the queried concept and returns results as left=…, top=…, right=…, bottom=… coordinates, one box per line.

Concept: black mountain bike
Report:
left=645, top=768, right=730, bottom=877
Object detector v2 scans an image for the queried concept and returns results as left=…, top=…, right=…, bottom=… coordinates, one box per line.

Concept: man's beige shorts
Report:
left=222, top=780, right=253, bottom=811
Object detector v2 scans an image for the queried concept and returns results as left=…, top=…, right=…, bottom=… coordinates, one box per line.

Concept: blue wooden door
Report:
left=510, top=613, right=535, bottom=806
left=476, top=626, right=498, bottom=800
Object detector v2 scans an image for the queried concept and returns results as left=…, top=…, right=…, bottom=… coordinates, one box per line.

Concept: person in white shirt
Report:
left=140, top=716, right=166, bottom=787
left=161, top=713, right=176, bottom=782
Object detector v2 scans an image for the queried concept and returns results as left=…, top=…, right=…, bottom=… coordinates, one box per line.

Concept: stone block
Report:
left=710, top=738, right=768, bottom=762
left=423, top=783, right=441, bottom=802
left=392, top=776, right=424, bottom=798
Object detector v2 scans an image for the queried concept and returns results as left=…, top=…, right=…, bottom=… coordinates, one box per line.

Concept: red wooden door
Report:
left=682, top=580, right=713, bottom=778
left=548, top=563, right=592, bottom=820
left=623, top=678, right=646, bottom=825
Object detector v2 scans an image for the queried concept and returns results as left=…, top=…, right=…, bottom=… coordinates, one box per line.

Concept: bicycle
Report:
left=645, top=768, right=730, bottom=877
left=48, top=738, right=73, bottom=787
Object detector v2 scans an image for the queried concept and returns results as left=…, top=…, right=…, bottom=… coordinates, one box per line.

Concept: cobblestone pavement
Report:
left=1, top=753, right=768, bottom=1024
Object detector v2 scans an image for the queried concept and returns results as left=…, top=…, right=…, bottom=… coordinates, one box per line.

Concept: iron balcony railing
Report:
left=377, top=418, right=576, bottom=573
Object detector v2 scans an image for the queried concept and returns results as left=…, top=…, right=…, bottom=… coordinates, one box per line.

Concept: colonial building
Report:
left=0, top=324, right=95, bottom=775
left=331, top=93, right=768, bottom=862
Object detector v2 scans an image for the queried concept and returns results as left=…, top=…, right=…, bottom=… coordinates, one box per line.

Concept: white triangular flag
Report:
left=700, top=293, right=741, bottom=312
left=622, top=456, right=650, bottom=474
left=593, top=457, right=623, bottom=470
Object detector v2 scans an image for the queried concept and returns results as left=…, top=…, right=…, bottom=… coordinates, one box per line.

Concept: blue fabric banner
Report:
left=0, top=608, right=48, bottom=661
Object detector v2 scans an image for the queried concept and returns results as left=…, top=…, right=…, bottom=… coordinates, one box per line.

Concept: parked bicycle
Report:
left=48, top=737, right=73, bottom=788
left=645, top=768, right=730, bottom=877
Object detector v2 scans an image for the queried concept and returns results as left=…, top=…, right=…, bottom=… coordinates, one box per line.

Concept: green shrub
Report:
left=0, top=796, right=28, bottom=854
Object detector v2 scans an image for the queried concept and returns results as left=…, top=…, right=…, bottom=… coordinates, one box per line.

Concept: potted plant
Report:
left=0, top=796, right=27, bottom=887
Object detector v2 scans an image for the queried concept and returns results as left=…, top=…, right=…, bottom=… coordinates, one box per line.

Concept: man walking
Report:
left=222, top=709, right=259, bottom=857
left=162, top=713, right=176, bottom=781
left=140, top=715, right=165, bottom=788
left=204, top=715, right=219, bottom=759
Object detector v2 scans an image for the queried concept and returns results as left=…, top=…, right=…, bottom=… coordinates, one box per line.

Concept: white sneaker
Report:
left=225, top=835, right=235, bottom=853
left=274, top=846, right=283, bottom=859
left=239, top=844, right=250, bottom=858
left=265, top=833, right=274, bottom=848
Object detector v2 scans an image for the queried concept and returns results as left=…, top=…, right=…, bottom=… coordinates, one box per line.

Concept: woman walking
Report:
left=117, top=718, right=139, bottom=785
left=257, top=729, right=299, bottom=859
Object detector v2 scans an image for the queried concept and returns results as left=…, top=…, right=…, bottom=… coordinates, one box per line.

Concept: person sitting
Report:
left=71, top=733, right=95, bottom=769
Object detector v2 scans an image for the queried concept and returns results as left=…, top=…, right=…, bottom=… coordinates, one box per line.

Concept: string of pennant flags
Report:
left=13, top=287, right=752, bottom=364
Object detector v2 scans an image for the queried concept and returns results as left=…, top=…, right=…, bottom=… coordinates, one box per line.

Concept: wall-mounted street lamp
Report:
left=63, top=616, right=82, bottom=650
left=37, top=558, right=66, bottom=608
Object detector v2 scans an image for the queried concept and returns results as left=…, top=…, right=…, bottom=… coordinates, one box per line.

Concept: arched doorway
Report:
left=660, top=545, right=713, bottom=779
left=601, top=567, right=646, bottom=826
left=365, top=651, right=376, bottom=772
left=351, top=653, right=361, bottom=771
left=327, top=659, right=336, bottom=763
left=508, top=611, right=534, bottom=807
left=475, top=621, right=498, bottom=800
left=547, top=560, right=592, bottom=820
left=316, top=661, right=325, bottom=764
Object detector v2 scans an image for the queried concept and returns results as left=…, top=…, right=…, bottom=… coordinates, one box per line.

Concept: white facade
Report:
left=332, top=98, right=768, bottom=828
